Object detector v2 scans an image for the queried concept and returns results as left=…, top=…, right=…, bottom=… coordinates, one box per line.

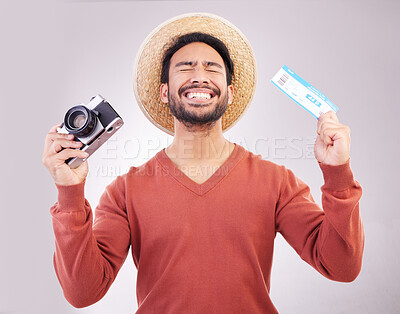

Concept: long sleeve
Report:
left=50, top=176, right=131, bottom=308
left=275, top=160, right=364, bottom=282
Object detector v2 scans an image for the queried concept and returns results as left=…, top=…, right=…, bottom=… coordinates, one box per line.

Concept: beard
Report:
left=168, top=85, right=229, bottom=131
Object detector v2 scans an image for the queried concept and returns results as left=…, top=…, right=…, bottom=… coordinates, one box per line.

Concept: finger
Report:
left=318, top=120, right=342, bottom=135
left=328, top=111, right=339, bottom=122
left=320, top=123, right=350, bottom=138
left=318, top=128, right=340, bottom=146
left=46, top=132, right=75, bottom=142
left=317, top=111, right=339, bottom=133
left=322, top=110, right=339, bottom=122
left=317, top=114, right=329, bottom=134
left=51, top=138, right=83, bottom=154
left=56, top=148, right=89, bottom=162
left=319, top=110, right=337, bottom=120
left=320, top=126, right=349, bottom=144
left=44, top=148, right=89, bottom=170
left=321, top=133, right=334, bottom=146
left=43, top=145, right=87, bottom=168
left=318, top=121, right=344, bottom=134
left=44, top=132, right=75, bottom=152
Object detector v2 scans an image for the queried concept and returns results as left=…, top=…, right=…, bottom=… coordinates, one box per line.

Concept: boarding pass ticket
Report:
left=271, top=65, right=338, bottom=119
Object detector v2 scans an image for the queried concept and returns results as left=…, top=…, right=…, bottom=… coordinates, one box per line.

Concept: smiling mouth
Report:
left=182, top=90, right=218, bottom=106
left=185, top=92, right=213, bottom=100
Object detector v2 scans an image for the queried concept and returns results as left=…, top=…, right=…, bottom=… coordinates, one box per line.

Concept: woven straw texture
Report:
left=134, top=13, right=257, bottom=135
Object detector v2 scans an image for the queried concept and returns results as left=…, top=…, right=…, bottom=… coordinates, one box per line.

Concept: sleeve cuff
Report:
left=56, top=181, right=86, bottom=209
left=318, top=159, right=356, bottom=191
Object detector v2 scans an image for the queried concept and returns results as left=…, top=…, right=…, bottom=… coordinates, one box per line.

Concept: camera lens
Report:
left=64, top=105, right=97, bottom=136
left=72, top=113, right=86, bottom=128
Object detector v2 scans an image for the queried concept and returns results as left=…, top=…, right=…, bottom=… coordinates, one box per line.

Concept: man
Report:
left=42, top=13, right=364, bottom=313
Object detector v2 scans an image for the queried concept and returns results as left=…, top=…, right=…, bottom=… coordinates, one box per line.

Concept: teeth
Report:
left=186, top=92, right=211, bottom=100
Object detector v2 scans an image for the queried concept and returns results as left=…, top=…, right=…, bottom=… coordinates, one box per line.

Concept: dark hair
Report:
left=161, top=32, right=234, bottom=85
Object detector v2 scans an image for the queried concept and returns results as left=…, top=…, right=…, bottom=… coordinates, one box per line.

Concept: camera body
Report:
left=58, top=95, right=124, bottom=169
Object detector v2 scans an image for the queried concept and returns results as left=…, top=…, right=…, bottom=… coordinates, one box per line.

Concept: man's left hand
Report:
left=314, top=111, right=351, bottom=166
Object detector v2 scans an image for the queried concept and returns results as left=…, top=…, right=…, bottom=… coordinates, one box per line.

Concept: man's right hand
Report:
left=42, top=124, right=90, bottom=186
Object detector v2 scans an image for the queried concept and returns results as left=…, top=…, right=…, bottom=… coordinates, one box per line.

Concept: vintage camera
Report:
left=58, top=95, right=124, bottom=169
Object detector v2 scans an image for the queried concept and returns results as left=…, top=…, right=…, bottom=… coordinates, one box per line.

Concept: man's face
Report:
left=160, top=42, right=234, bottom=130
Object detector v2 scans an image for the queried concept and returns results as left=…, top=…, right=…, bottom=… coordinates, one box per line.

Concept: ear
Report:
left=227, top=85, right=234, bottom=105
left=160, top=83, right=168, bottom=103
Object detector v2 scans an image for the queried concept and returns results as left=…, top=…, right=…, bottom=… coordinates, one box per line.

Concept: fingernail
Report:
left=67, top=134, right=74, bottom=139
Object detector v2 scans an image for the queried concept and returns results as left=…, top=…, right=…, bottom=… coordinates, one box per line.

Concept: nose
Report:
left=190, top=68, right=210, bottom=84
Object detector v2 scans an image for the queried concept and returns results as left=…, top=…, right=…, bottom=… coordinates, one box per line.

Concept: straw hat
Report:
left=133, top=12, right=257, bottom=135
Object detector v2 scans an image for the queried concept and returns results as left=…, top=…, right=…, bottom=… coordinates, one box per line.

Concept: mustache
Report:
left=178, top=84, right=220, bottom=97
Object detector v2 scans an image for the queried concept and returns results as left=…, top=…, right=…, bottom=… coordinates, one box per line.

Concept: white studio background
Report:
left=1, top=0, right=399, bottom=313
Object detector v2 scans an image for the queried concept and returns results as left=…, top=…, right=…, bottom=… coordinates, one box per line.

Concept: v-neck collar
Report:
left=155, top=143, right=246, bottom=196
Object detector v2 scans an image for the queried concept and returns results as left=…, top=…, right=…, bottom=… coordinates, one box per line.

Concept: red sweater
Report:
left=51, top=144, right=364, bottom=313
